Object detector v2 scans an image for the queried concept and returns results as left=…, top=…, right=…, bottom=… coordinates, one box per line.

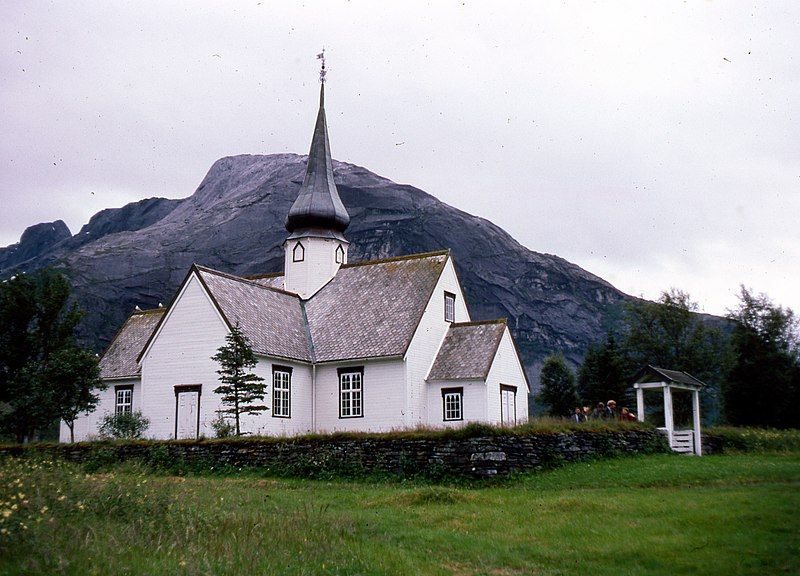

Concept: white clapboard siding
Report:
left=60, top=377, right=140, bottom=442
left=314, top=358, right=406, bottom=433
left=485, top=328, right=529, bottom=426
left=140, top=274, right=231, bottom=439
left=405, top=257, right=470, bottom=426
left=283, top=236, right=346, bottom=299
left=425, top=380, right=487, bottom=427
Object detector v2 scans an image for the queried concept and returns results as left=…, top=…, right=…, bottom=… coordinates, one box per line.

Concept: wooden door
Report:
left=174, top=386, right=201, bottom=439
left=500, top=385, right=517, bottom=426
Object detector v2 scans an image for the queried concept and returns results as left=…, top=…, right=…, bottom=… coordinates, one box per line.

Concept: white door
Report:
left=500, top=386, right=517, bottom=426
left=176, top=391, right=200, bottom=439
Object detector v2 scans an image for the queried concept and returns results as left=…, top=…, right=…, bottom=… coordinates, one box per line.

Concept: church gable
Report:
left=138, top=271, right=229, bottom=366
left=427, top=320, right=507, bottom=381
left=194, top=266, right=310, bottom=362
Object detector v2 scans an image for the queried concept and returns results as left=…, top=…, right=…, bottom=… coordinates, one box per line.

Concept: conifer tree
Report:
left=211, top=325, right=267, bottom=436
left=538, top=354, right=579, bottom=418
left=577, top=333, right=630, bottom=405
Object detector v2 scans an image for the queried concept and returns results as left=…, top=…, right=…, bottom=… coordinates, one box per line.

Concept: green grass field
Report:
left=1, top=452, right=798, bottom=575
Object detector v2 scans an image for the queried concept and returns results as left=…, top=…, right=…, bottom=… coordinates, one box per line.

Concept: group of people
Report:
left=573, top=400, right=637, bottom=422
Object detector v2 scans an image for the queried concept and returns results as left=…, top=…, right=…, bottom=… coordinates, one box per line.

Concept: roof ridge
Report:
left=341, top=249, right=450, bottom=269
left=132, top=307, right=166, bottom=315
left=450, top=318, right=507, bottom=328
left=244, top=272, right=284, bottom=280
left=194, top=264, right=300, bottom=299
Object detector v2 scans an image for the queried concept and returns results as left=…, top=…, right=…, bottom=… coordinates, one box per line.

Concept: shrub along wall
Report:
left=0, top=428, right=670, bottom=479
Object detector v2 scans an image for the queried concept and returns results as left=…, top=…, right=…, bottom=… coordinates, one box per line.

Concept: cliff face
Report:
left=1, top=154, right=632, bottom=384
left=0, top=220, right=71, bottom=270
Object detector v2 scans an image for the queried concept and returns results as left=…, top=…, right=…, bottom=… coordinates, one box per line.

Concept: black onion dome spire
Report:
left=285, top=83, right=350, bottom=234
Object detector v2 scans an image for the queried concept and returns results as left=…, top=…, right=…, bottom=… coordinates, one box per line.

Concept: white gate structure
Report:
left=632, top=366, right=705, bottom=456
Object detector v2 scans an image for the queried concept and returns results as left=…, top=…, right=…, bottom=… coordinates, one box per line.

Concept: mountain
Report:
left=0, top=220, right=71, bottom=271
left=0, top=154, right=632, bottom=385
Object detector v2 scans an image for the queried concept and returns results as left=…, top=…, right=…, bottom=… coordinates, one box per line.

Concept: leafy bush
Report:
left=98, top=411, right=150, bottom=440
left=210, top=413, right=235, bottom=438
left=706, top=426, right=800, bottom=453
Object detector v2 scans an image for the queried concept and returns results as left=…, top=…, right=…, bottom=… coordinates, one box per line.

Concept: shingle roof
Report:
left=195, top=266, right=311, bottom=362
left=247, top=274, right=284, bottom=289
left=304, top=251, right=449, bottom=362
left=635, top=365, right=706, bottom=387
left=427, top=320, right=507, bottom=381
left=100, top=308, right=165, bottom=379
left=115, top=251, right=451, bottom=374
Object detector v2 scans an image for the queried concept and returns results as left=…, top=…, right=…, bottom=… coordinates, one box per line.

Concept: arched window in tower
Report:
left=335, top=244, right=345, bottom=264
left=292, top=241, right=305, bottom=262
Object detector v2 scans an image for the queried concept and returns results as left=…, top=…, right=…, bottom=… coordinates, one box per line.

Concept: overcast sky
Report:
left=2, top=1, right=798, bottom=316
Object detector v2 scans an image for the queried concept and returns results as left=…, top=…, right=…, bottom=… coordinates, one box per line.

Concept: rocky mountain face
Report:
left=0, top=220, right=71, bottom=271
left=1, top=154, right=633, bottom=386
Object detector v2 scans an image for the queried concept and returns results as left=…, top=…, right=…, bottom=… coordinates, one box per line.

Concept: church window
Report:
left=338, top=367, right=363, bottom=418
left=442, top=387, right=463, bottom=421
left=444, top=292, right=456, bottom=323
left=292, top=242, right=305, bottom=262
left=272, top=366, right=292, bottom=418
left=335, top=244, right=345, bottom=264
left=115, top=385, right=133, bottom=414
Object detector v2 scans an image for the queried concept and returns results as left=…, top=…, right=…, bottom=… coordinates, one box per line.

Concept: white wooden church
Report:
left=60, top=79, right=529, bottom=442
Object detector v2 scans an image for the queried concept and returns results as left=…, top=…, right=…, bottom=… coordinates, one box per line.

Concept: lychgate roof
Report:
left=427, top=320, right=507, bottom=381
left=304, top=251, right=449, bottom=362
left=100, top=308, right=165, bottom=379
left=634, top=365, right=706, bottom=388
left=195, top=266, right=311, bottom=362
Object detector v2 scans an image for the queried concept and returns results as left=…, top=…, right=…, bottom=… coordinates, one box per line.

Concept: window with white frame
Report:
left=335, top=244, right=345, bottom=264
left=292, top=241, right=305, bottom=262
left=444, top=291, right=456, bottom=323
left=338, top=368, right=363, bottom=418
left=115, top=386, right=133, bottom=414
left=272, top=366, right=291, bottom=418
left=442, top=387, right=463, bottom=421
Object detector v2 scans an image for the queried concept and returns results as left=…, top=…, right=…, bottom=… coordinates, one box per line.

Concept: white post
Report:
left=692, top=388, right=702, bottom=456
left=663, top=385, right=674, bottom=449
left=636, top=387, right=645, bottom=422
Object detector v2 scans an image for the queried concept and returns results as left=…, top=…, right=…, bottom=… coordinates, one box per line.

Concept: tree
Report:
left=724, top=287, right=800, bottom=428
left=621, top=288, right=729, bottom=423
left=0, top=269, right=102, bottom=442
left=47, top=346, right=104, bottom=442
left=577, top=333, right=630, bottom=405
left=211, top=325, right=267, bottom=436
left=538, top=354, right=579, bottom=417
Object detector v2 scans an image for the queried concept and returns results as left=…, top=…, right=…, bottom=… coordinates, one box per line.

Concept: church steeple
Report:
left=285, top=68, right=350, bottom=235
left=283, top=51, right=351, bottom=300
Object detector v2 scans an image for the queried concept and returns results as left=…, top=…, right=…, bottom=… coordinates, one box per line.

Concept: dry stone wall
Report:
left=2, top=429, right=670, bottom=479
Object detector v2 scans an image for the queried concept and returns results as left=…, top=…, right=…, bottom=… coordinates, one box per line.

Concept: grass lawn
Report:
left=1, top=452, right=798, bottom=575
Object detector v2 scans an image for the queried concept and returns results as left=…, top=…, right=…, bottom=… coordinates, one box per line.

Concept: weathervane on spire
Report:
left=317, top=48, right=327, bottom=84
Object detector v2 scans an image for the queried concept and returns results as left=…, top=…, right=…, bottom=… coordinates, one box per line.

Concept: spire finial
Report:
left=317, top=48, right=326, bottom=84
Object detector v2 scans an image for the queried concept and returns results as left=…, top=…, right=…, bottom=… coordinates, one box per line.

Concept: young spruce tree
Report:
left=211, top=324, right=267, bottom=436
